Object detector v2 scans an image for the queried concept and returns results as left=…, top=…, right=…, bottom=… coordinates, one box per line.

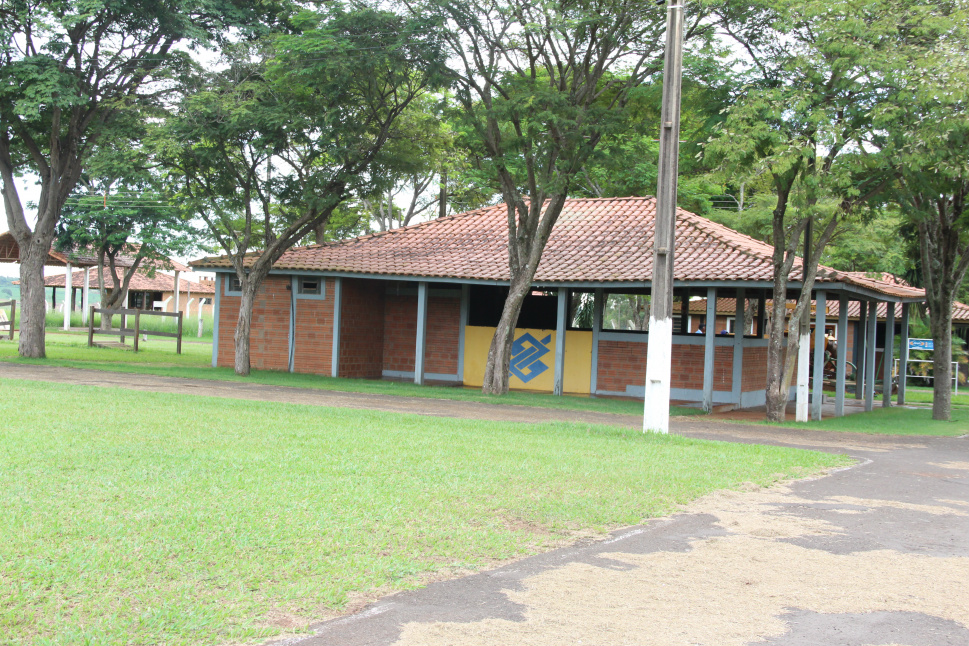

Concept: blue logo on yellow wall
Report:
left=510, top=333, right=552, bottom=382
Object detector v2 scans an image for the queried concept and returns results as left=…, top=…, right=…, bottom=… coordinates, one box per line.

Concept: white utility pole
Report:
left=643, top=1, right=685, bottom=433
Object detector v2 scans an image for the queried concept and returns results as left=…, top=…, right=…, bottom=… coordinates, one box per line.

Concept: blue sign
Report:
left=510, top=332, right=552, bottom=382
left=909, top=338, right=934, bottom=351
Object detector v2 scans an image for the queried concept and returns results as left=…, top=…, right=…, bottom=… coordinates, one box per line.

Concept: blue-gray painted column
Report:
left=882, top=302, right=895, bottom=407
left=856, top=302, right=867, bottom=400
left=731, top=289, right=745, bottom=405
left=590, top=289, right=604, bottom=395
left=211, top=274, right=221, bottom=367
left=331, top=277, right=342, bottom=378
left=898, top=303, right=910, bottom=405
left=835, top=294, right=848, bottom=417
left=811, top=291, right=827, bottom=421
left=864, top=300, right=877, bottom=411
left=457, top=284, right=469, bottom=384
left=288, top=276, right=297, bottom=373
left=554, top=287, right=567, bottom=396
left=415, top=281, right=429, bottom=385
left=702, top=287, right=717, bottom=412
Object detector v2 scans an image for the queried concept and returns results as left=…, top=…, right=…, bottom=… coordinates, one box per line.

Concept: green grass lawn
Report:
left=0, top=378, right=849, bottom=646
left=763, top=405, right=969, bottom=436
left=901, top=385, right=969, bottom=407
left=0, top=331, right=699, bottom=417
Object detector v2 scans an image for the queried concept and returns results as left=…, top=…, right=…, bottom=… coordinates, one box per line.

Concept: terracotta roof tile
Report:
left=190, top=196, right=923, bottom=301
left=37, top=268, right=215, bottom=293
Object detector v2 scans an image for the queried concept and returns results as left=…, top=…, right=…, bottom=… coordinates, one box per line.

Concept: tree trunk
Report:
left=233, top=281, right=258, bottom=376
left=439, top=171, right=447, bottom=219
left=481, top=274, right=533, bottom=394
left=17, top=243, right=48, bottom=358
left=764, top=296, right=791, bottom=421
left=930, top=309, right=952, bottom=421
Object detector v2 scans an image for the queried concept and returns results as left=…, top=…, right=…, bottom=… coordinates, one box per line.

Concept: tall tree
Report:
left=706, top=0, right=926, bottom=421
left=0, top=0, right=274, bottom=358
left=358, top=95, right=454, bottom=233
left=55, top=184, right=200, bottom=328
left=423, top=0, right=711, bottom=394
left=164, top=6, right=446, bottom=375
left=882, top=6, right=969, bottom=421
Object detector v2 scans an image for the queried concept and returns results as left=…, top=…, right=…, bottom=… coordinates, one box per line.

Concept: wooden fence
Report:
left=0, top=299, right=14, bottom=340
left=87, top=306, right=183, bottom=354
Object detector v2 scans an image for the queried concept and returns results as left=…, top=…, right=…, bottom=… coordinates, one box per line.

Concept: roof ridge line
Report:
left=677, top=209, right=851, bottom=280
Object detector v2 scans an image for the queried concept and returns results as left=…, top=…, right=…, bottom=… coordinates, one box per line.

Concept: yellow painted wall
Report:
left=463, top=325, right=592, bottom=394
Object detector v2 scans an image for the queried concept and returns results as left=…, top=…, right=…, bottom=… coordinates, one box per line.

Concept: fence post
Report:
left=9, top=300, right=15, bottom=340
left=176, top=311, right=183, bottom=355
left=88, top=306, right=95, bottom=347
left=134, top=310, right=141, bottom=352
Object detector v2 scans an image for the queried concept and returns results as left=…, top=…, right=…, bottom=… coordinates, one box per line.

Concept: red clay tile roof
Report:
left=0, top=232, right=104, bottom=267
left=37, top=267, right=215, bottom=293
left=0, top=232, right=191, bottom=272
left=190, top=196, right=924, bottom=300
left=828, top=299, right=969, bottom=324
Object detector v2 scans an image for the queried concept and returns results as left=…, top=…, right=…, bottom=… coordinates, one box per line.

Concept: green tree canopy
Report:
left=162, top=4, right=448, bottom=375
left=0, top=0, right=279, bottom=358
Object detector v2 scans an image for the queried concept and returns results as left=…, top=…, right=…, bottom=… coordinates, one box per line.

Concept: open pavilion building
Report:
left=32, top=266, right=215, bottom=319
left=192, top=196, right=925, bottom=419
left=0, top=231, right=108, bottom=329
left=2, top=231, right=214, bottom=326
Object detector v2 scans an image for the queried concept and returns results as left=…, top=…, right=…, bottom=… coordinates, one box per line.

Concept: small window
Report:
left=298, top=278, right=322, bottom=295
left=228, top=276, right=242, bottom=293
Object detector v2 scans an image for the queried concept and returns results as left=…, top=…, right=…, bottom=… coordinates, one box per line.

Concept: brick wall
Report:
left=670, top=344, right=733, bottom=390
left=293, top=278, right=335, bottom=375
left=216, top=279, right=238, bottom=368
left=596, top=340, right=647, bottom=393
left=742, top=345, right=770, bottom=391
left=381, top=293, right=462, bottom=376
left=339, top=278, right=385, bottom=379
left=845, top=320, right=857, bottom=360
left=383, top=294, right=416, bottom=373
left=596, top=339, right=735, bottom=393
left=426, top=296, right=460, bottom=375
left=216, top=275, right=290, bottom=371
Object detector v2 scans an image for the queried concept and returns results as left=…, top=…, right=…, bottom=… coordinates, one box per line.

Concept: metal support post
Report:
left=702, top=287, right=716, bottom=412
left=415, top=281, right=428, bottom=385
left=898, top=303, right=909, bottom=405
left=864, top=300, right=877, bottom=411
left=882, top=302, right=895, bottom=407
left=835, top=295, right=848, bottom=417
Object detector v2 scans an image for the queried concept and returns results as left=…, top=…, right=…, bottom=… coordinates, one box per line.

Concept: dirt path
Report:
left=0, top=362, right=650, bottom=427
left=276, top=433, right=969, bottom=646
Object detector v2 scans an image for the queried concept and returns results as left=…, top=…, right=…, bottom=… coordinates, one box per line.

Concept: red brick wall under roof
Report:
left=382, top=292, right=461, bottom=376
left=293, top=278, right=335, bottom=375
left=339, top=278, right=385, bottom=379
left=597, top=340, right=647, bottom=393
left=217, top=275, right=290, bottom=371
left=383, top=294, right=416, bottom=373
left=426, top=295, right=460, bottom=375
left=741, top=345, right=769, bottom=392
left=596, top=339, right=740, bottom=394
